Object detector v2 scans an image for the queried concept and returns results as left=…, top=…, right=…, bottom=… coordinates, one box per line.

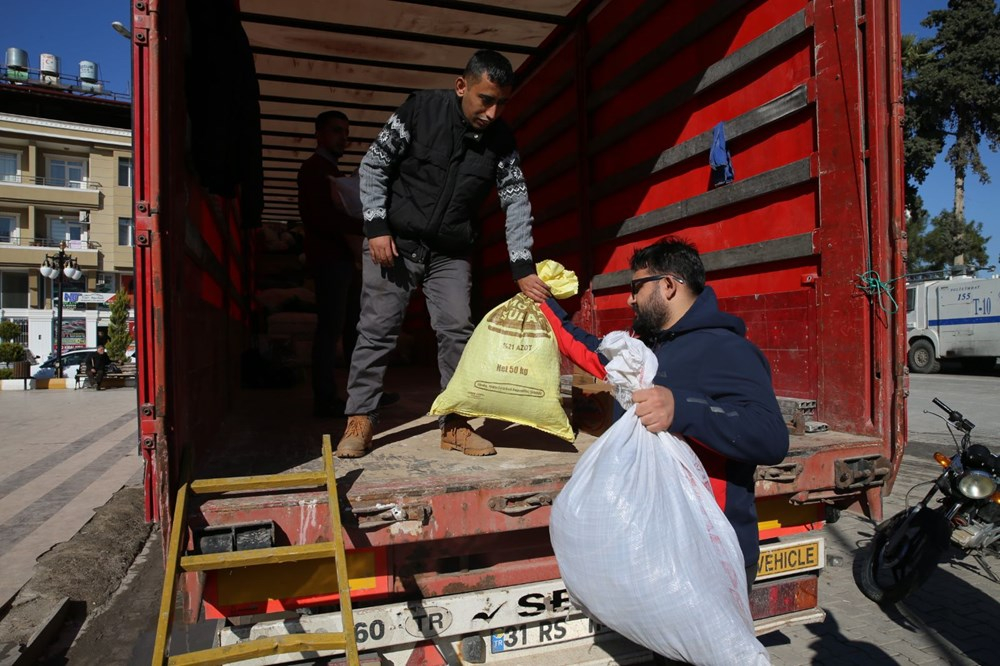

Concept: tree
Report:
left=105, top=289, right=133, bottom=364
left=901, top=34, right=943, bottom=189
left=905, top=193, right=933, bottom=271
left=921, top=211, right=991, bottom=271
left=901, top=33, right=942, bottom=272
left=912, top=0, right=1000, bottom=266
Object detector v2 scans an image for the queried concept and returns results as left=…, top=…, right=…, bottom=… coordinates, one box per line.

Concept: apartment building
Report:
left=0, top=82, right=133, bottom=361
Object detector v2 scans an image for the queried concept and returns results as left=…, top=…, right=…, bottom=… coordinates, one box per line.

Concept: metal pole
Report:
left=56, top=247, right=65, bottom=377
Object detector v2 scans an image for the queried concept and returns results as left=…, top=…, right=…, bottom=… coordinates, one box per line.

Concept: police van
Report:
left=906, top=274, right=1000, bottom=373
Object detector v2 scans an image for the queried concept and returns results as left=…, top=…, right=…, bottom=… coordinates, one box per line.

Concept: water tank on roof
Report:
left=39, top=53, right=59, bottom=84
left=5, top=47, right=29, bottom=81
left=79, top=60, right=97, bottom=82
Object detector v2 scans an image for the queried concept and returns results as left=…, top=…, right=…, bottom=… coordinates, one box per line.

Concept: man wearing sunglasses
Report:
left=540, top=237, right=789, bottom=608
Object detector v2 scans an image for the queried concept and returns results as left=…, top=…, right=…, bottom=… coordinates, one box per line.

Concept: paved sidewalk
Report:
left=0, top=388, right=141, bottom=606
left=763, top=456, right=999, bottom=665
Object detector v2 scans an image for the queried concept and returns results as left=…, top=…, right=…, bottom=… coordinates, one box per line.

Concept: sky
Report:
left=1, top=1, right=997, bottom=267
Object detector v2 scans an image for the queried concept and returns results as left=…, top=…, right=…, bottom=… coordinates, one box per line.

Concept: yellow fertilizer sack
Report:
left=430, top=260, right=579, bottom=441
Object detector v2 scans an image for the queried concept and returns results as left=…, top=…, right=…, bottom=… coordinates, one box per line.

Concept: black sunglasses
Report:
left=629, top=274, right=686, bottom=296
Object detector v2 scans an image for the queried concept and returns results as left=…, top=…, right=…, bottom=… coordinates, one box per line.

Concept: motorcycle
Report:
left=858, top=398, right=1000, bottom=603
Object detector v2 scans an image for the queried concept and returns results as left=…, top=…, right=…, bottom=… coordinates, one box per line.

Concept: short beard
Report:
left=632, top=297, right=669, bottom=341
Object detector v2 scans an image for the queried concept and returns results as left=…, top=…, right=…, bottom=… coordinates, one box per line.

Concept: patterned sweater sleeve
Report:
left=496, top=147, right=536, bottom=280
left=358, top=96, right=415, bottom=239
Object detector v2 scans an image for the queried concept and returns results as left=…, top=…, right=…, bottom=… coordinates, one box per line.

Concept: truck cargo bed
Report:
left=197, top=368, right=595, bottom=492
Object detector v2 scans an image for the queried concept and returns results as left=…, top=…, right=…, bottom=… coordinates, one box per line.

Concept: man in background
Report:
left=297, top=110, right=364, bottom=417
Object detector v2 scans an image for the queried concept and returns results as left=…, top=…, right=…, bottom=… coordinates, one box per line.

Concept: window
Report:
left=0, top=214, right=17, bottom=243
left=118, top=157, right=133, bottom=187
left=97, top=272, right=117, bottom=293
left=906, top=287, right=916, bottom=313
left=0, top=271, right=29, bottom=309
left=47, top=157, right=87, bottom=188
left=50, top=216, right=85, bottom=242
left=118, top=217, right=134, bottom=246
left=0, top=151, right=18, bottom=183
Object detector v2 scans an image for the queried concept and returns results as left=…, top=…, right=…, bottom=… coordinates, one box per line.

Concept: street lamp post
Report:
left=39, top=242, right=84, bottom=377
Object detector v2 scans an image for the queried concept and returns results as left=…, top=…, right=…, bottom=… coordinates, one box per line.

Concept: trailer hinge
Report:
left=139, top=402, right=158, bottom=454
left=135, top=201, right=155, bottom=247
left=488, top=491, right=556, bottom=515
left=132, top=1, right=151, bottom=47
left=834, top=455, right=891, bottom=490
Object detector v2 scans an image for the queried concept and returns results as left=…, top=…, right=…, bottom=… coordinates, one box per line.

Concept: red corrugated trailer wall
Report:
left=135, top=0, right=905, bottom=539
left=478, top=0, right=906, bottom=506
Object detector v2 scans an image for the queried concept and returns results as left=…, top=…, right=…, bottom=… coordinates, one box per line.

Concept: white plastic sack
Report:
left=550, top=332, right=769, bottom=665
left=333, top=175, right=363, bottom=219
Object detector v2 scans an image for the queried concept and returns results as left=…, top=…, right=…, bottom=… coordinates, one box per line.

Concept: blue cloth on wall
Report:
left=709, top=122, right=734, bottom=187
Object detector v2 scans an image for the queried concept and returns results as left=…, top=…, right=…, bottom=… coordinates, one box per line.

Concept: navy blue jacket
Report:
left=542, top=287, right=789, bottom=567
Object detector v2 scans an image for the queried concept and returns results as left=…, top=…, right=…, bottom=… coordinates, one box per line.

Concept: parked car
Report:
left=35, top=348, right=96, bottom=378
left=35, top=348, right=135, bottom=378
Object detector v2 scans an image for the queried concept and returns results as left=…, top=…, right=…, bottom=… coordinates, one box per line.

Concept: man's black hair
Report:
left=630, top=237, right=706, bottom=295
left=464, top=50, right=515, bottom=88
left=315, top=110, right=349, bottom=133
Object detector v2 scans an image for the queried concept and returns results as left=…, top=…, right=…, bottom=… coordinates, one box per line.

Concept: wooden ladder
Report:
left=151, top=435, right=360, bottom=666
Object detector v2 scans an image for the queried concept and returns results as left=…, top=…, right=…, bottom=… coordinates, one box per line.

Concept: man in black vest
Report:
left=337, top=50, right=550, bottom=458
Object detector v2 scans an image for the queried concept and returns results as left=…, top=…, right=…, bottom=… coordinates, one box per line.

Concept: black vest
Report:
left=388, top=89, right=515, bottom=256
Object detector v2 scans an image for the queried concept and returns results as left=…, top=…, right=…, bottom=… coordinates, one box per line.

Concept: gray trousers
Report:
left=345, top=239, right=473, bottom=416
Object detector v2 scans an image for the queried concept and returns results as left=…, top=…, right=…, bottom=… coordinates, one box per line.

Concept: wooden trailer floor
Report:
left=192, top=364, right=883, bottom=501
left=195, top=366, right=597, bottom=493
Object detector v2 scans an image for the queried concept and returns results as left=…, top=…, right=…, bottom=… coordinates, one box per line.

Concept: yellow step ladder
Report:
left=152, top=435, right=360, bottom=666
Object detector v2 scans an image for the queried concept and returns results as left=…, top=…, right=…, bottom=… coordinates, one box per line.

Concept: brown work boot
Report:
left=441, top=417, right=496, bottom=456
left=336, top=415, right=374, bottom=458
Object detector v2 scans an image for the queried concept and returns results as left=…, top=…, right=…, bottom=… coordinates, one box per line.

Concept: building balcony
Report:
left=0, top=175, right=102, bottom=208
left=0, top=237, right=100, bottom=268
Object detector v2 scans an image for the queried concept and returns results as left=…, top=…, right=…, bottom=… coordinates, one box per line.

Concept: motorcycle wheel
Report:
left=858, top=508, right=952, bottom=604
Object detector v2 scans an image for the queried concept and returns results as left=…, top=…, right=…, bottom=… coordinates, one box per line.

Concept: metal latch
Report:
left=488, top=492, right=556, bottom=515
left=755, top=462, right=804, bottom=484
left=834, top=455, right=891, bottom=490
left=348, top=502, right=431, bottom=528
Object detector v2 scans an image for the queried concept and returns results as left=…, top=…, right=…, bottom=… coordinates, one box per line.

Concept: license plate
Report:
left=490, top=615, right=609, bottom=654
left=756, top=537, right=824, bottom=581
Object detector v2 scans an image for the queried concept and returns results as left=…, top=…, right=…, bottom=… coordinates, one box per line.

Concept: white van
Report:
left=906, top=275, right=1000, bottom=373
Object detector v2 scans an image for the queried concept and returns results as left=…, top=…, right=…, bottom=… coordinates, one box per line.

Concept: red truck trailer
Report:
left=133, top=0, right=907, bottom=663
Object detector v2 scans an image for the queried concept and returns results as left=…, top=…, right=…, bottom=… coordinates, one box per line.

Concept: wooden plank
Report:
left=260, top=113, right=389, bottom=130
left=240, top=11, right=539, bottom=55
left=168, top=634, right=350, bottom=666
left=263, top=134, right=375, bottom=151
left=591, top=233, right=815, bottom=291
left=244, top=23, right=527, bottom=74
left=393, top=0, right=573, bottom=25
left=257, top=80, right=409, bottom=109
left=514, top=85, right=812, bottom=228
left=180, top=542, right=335, bottom=572
left=259, top=96, right=400, bottom=114
left=191, top=471, right=326, bottom=494
left=254, top=47, right=465, bottom=90
left=240, top=0, right=563, bottom=49
left=588, top=10, right=809, bottom=156
left=257, top=72, right=424, bottom=97
left=592, top=85, right=811, bottom=199
left=598, top=159, right=813, bottom=242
